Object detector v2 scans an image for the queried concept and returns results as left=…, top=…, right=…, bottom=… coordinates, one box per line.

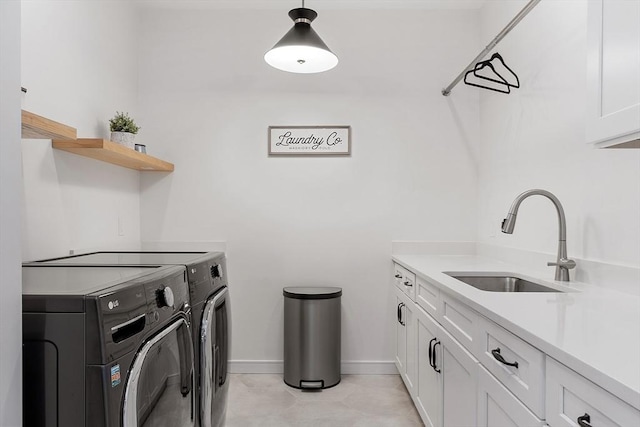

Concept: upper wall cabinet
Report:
left=587, top=0, right=640, bottom=148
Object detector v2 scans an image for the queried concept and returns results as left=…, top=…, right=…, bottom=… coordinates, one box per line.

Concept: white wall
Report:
left=138, top=7, right=481, bottom=369
left=474, top=1, right=640, bottom=286
left=0, top=1, right=23, bottom=424
left=20, top=0, right=142, bottom=261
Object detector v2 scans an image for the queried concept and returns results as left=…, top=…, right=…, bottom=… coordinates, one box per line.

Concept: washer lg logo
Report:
left=108, top=300, right=120, bottom=310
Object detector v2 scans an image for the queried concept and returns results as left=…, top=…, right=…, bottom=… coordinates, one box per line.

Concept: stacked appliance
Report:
left=22, top=264, right=195, bottom=427
left=29, top=251, right=230, bottom=427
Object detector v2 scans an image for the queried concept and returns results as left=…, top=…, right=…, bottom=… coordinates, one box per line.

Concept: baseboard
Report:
left=340, top=361, right=399, bottom=375
left=229, top=360, right=398, bottom=375
left=229, top=360, right=283, bottom=374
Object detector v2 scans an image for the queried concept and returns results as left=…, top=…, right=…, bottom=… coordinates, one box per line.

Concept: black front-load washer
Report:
left=22, top=264, right=195, bottom=427
left=29, top=252, right=230, bottom=427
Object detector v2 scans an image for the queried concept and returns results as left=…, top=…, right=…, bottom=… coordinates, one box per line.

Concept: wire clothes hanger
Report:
left=463, top=52, right=520, bottom=94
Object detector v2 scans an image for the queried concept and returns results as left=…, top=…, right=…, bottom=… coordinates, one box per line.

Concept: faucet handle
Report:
left=547, top=258, right=576, bottom=270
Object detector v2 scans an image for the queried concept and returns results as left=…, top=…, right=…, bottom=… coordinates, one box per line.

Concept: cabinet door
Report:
left=587, top=0, right=640, bottom=147
left=395, top=292, right=407, bottom=376
left=395, top=289, right=416, bottom=396
left=546, top=357, right=640, bottom=427
left=416, top=305, right=479, bottom=427
left=416, top=307, right=443, bottom=427
left=440, top=327, right=478, bottom=427
left=477, top=365, right=545, bottom=427
left=404, top=299, right=416, bottom=395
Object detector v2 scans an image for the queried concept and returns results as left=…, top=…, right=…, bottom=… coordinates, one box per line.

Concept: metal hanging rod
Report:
left=442, top=0, right=542, bottom=96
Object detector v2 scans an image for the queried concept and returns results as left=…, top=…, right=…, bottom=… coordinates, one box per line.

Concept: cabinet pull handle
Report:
left=395, top=273, right=402, bottom=279
left=428, top=338, right=437, bottom=369
left=432, top=340, right=441, bottom=373
left=403, top=280, right=413, bottom=287
left=577, top=413, right=592, bottom=427
left=397, top=303, right=405, bottom=326
left=491, top=348, right=519, bottom=368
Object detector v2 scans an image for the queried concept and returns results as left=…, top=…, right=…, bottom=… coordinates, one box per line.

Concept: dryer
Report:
left=22, top=265, right=195, bottom=427
left=29, top=252, right=230, bottom=427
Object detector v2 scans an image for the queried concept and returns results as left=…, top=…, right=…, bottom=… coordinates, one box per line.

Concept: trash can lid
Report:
left=283, top=287, right=342, bottom=300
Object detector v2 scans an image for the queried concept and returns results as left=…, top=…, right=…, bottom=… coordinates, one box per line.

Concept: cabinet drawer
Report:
left=440, top=292, right=478, bottom=353
left=477, top=365, right=545, bottom=427
left=546, top=357, right=640, bottom=427
left=477, top=315, right=545, bottom=418
left=393, top=263, right=416, bottom=301
left=416, top=276, right=440, bottom=319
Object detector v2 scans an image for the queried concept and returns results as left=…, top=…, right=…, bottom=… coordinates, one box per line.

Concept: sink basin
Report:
left=445, top=273, right=563, bottom=293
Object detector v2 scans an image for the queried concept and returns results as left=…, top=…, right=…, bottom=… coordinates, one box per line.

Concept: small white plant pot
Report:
left=110, top=131, right=136, bottom=149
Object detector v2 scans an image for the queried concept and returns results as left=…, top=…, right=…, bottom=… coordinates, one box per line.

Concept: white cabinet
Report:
left=477, top=365, right=545, bottom=427
left=392, top=259, right=640, bottom=427
left=546, top=356, right=640, bottom=427
left=395, top=292, right=407, bottom=375
left=394, top=262, right=416, bottom=300
left=416, top=306, right=442, bottom=427
left=395, top=288, right=416, bottom=396
left=476, top=315, right=545, bottom=418
left=587, top=0, right=640, bottom=148
left=440, top=321, right=478, bottom=427
left=440, top=292, right=479, bottom=352
left=393, top=265, right=535, bottom=427
left=415, top=304, right=478, bottom=427
left=416, top=276, right=440, bottom=319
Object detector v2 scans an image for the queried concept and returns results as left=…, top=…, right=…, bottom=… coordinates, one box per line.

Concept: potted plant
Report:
left=109, top=111, right=140, bottom=148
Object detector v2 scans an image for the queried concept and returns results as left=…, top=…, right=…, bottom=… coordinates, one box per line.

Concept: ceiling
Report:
left=136, top=0, right=488, bottom=10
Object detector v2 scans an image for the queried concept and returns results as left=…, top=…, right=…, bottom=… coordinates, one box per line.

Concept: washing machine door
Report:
left=122, top=316, right=195, bottom=427
left=200, top=287, right=230, bottom=427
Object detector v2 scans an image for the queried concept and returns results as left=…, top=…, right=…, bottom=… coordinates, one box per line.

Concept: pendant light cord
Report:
left=302, top=0, right=305, bottom=8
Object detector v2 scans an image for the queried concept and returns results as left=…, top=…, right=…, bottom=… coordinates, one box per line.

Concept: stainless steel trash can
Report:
left=283, top=287, right=342, bottom=389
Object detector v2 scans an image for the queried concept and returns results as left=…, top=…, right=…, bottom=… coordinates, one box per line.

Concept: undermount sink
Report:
left=444, top=272, right=564, bottom=293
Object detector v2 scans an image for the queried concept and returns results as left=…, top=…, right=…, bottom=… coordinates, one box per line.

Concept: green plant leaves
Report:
left=109, top=111, right=140, bottom=134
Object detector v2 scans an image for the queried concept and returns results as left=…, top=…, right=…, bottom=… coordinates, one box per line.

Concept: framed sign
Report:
left=268, top=126, right=351, bottom=155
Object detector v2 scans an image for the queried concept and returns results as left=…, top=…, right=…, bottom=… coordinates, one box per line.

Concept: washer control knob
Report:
left=157, top=286, right=175, bottom=308
left=210, top=265, right=221, bottom=278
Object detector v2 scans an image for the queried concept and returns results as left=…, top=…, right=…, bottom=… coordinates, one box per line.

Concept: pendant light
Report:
left=264, top=1, right=338, bottom=74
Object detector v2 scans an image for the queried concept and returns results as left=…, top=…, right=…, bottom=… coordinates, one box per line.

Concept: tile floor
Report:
left=225, top=374, right=423, bottom=427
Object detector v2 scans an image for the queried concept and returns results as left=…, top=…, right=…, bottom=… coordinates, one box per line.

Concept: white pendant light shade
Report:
left=265, top=7, right=338, bottom=74
left=265, top=45, right=338, bottom=74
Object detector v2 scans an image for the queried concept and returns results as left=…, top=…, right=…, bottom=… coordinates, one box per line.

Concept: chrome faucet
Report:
left=501, top=189, right=576, bottom=281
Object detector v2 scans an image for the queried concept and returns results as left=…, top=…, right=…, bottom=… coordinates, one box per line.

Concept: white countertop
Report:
left=392, top=254, right=640, bottom=411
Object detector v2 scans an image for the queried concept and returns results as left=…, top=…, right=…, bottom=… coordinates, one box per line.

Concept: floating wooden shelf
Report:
left=52, top=138, right=174, bottom=172
left=22, top=110, right=77, bottom=140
